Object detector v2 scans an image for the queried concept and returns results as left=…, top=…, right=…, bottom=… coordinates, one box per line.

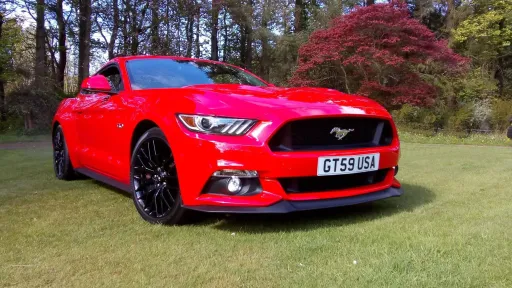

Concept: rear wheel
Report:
left=130, top=128, right=190, bottom=224
left=53, top=125, right=76, bottom=180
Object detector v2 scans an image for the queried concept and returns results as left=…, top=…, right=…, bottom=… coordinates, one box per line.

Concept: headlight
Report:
left=177, top=114, right=258, bottom=135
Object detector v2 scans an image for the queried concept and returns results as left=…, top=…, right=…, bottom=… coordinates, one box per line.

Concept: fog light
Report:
left=227, top=176, right=242, bottom=194
left=202, top=170, right=262, bottom=196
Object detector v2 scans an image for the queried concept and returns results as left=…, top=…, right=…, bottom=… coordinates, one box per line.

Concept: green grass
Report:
left=398, top=129, right=512, bottom=147
left=1, top=144, right=511, bottom=287
left=0, top=133, right=50, bottom=143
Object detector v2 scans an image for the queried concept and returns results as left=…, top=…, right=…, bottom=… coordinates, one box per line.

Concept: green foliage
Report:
left=455, top=68, right=498, bottom=102
left=446, top=105, right=475, bottom=131
left=453, top=0, right=512, bottom=61
left=394, top=98, right=511, bottom=133
left=6, top=83, right=61, bottom=129
left=398, top=128, right=512, bottom=146
left=392, top=104, right=447, bottom=130
left=268, top=34, right=303, bottom=86
left=0, top=19, right=24, bottom=83
left=490, top=99, right=512, bottom=131
left=0, top=116, right=24, bottom=133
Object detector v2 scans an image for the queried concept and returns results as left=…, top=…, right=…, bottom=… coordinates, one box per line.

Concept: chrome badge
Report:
left=330, top=127, right=354, bottom=140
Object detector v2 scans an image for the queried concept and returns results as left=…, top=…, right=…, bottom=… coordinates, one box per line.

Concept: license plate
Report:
left=317, top=153, right=380, bottom=176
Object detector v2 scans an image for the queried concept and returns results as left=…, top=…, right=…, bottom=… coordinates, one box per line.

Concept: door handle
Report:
left=102, top=95, right=111, bottom=102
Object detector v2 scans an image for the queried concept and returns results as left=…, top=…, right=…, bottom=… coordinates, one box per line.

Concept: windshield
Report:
left=125, top=59, right=267, bottom=90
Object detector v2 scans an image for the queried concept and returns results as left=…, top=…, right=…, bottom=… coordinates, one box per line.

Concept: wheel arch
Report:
left=51, top=118, right=81, bottom=169
left=130, top=120, right=160, bottom=155
left=52, top=121, right=60, bottom=137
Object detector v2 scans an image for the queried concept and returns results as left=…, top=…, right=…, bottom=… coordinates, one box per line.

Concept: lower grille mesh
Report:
left=278, top=169, right=389, bottom=193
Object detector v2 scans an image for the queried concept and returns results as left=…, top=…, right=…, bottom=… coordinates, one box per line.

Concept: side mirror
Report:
left=81, top=75, right=113, bottom=94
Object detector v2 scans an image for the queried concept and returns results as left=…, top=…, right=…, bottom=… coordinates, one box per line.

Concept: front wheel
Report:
left=130, top=128, right=191, bottom=225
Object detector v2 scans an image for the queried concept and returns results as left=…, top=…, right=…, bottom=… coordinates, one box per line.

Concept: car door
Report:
left=77, top=65, right=131, bottom=181
left=75, top=90, right=105, bottom=170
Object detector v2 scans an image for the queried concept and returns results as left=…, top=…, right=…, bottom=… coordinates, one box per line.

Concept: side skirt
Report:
left=75, top=168, right=132, bottom=193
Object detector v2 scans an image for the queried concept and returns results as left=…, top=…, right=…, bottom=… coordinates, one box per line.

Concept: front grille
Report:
left=279, top=169, right=389, bottom=194
left=268, top=117, right=393, bottom=152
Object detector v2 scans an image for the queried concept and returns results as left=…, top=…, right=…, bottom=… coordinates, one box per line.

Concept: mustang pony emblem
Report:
left=330, top=127, right=354, bottom=140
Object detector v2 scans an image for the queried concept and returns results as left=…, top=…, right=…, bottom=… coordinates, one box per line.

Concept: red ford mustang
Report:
left=52, top=55, right=402, bottom=224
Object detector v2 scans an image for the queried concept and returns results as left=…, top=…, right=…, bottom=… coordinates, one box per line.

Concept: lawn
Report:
left=1, top=143, right=511, bottom=287
left=0, top=133, right=50, bottom=144
left=398, top=130, right=512, bottom=147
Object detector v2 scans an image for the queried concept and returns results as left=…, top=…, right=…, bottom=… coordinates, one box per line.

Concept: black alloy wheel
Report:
left=53, top=125, right=75, bottom=180
left=130, top=128, right=190, bottom=224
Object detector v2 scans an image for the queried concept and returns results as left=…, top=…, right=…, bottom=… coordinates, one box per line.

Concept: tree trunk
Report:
left=240, top=25, right=246, bottom=65
left=0, top=14, right=5, bottom=121
left=122, top=0, right=129, bottom=55
left=130, top=0, right=138, bottom=55
left=496, top=19, right=506, bottom=96
left=445, top=0, right=455, bottom=31
left=45, top=34, right=57, bottom=80
left=35, top=0, right=46, bottom=88
left=244, top=0, right=253, bottom=70
left=24, top=112, right=34, bottom=130
left=185, top=14, right=194, bottom=57
left=194, top=4, right=200, bottom=58
left=294, top=0, right=306, bottom=33
left=164, top=1, right=171, bottom=55
left=222, top=10, right=228, bottom=61
left=78, top=0, right=92, bottom=86
left=259, top=0, right=270, bottom=81
left=109, top=0, right=119, bottom=59
left=56, top=0, right=66, bottom=90
left=211, top=0, right=220, bottom=60
left=150, top=0, right=159, bottom=54
left=365, top=0, right=375, bottom=6
left=132, top=2, right=149, bottom=55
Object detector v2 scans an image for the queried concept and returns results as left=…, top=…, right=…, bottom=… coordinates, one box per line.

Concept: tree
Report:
left=95, top=0, right=120, bottom=59
left=34, top=0, right=46, bottom=90
left=453, top=0, right=512, bottom=97
left=150, top=0, right=159, bottom=54
left=78, top=0, right=91, bottom=86
left=0, top=12, right=5, bottom=121
left=290, top=2, right=467, bottom=107
left=259, top=0, right=271, bottom=80
left=293, top=0, right=306, bottom=33
left=211, top=0, right=220, bottom=60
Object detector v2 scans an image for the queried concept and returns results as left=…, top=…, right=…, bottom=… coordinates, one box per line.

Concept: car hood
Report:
left=142, top=84, right=390, bottom=119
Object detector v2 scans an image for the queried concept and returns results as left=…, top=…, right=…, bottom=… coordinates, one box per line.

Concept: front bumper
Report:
left=184, top=186, right=403, bottom=213
left=167, top=114, right=401, bottom=209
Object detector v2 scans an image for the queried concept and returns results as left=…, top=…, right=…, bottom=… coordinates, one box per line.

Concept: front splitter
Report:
left=184, top=186, right=403, bottom=214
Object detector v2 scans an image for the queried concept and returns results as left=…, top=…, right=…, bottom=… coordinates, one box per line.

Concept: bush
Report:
left=472, top=99, right=493, bottom=130
left=392, top=104, right=446, bottom=130
left=446, top=105, right=475, bottom=132
left=0, top=116, right=24, bottom=133
left=490, top=99, right=512, bottom=131
left=6, top=83, right=60, bottom=131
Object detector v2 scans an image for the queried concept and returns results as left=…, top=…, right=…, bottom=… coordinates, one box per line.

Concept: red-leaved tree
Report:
left=290, top=1, right=468, bottom=107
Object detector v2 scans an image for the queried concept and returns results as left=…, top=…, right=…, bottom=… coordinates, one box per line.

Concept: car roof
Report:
left=110, top=55, right=222, bottom=65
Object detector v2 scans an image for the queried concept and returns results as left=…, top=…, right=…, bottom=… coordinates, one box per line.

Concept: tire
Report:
left=53, top=125, right=76, bottom=180
left=130, top=127, right=191, bottom=225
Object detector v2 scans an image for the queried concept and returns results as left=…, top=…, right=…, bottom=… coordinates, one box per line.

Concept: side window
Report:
left=99, top=66, right=124, bottom=92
